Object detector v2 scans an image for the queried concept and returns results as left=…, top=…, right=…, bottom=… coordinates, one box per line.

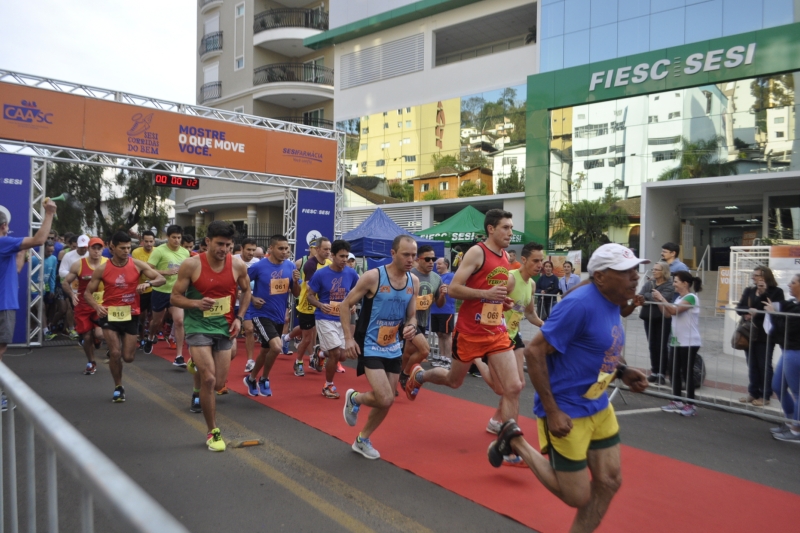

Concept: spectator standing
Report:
left=430, top=257, right=456, bottom=368
left=535, top=260, right=559, bottom=320
left=661, top=242, right=689, bottom=274
left=507, top=250, right=521, bottom=270
left=637, top=261, right=674, bottom=384
left=557, top=260, right=581, bottom=294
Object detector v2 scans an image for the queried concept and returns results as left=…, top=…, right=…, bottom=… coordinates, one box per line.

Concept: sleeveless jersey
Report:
left=78, top=257, right=107, bottom=307
left=356, top=266, right=413, bottom=359
left=101, top=258, right=141, bottom=316
left=296, top=256, right=331, bottom=314
left=456, top=242, right=510, bottom=336
left=504, top=269, right=532, bottom=339
left=184, top=253, right=238, bottom=337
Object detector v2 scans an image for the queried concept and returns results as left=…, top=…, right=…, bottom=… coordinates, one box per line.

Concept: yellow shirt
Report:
left=296, top=256, right=332, bottom=314
left=131, top=246, right=153, bottom=293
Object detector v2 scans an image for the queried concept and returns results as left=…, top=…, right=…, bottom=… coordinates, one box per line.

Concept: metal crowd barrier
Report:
left=0, top=363, right=189, bottom=533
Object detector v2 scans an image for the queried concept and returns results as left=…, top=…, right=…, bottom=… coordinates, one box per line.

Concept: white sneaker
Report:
left=352, top=436, right=380, bottom=459
left=486, top=418, right=502, bottom=434
left=661, top=400, right=685, bottom=413
left=244, top=359, right=255, bottom=373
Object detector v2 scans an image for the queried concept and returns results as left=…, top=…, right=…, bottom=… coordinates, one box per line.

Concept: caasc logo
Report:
left=3, top=100, right=53, bottom=126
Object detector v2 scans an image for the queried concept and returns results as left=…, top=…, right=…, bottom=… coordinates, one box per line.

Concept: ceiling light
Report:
left=710, top=220, right=717, bottom=223
left=724, top=206, right=738, bottom=210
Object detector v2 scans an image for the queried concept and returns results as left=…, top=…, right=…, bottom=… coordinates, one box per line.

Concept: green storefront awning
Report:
left=417, top=205, right=537, bottom=245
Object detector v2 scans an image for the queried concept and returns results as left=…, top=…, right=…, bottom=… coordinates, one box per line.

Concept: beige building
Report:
left=177, top=0, right=335, bottom=237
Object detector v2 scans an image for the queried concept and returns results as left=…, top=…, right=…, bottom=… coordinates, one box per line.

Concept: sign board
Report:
left=0, top=83, right=337, bottom=181
left=546, top=251, right=582, bottom=276
left=768, top=246, right=800, bottom=291
left=295, top=189, right=335, bottom=256
left=0, top=153, right=32, bottom=344
left=716, top=266, right=730, bottom=311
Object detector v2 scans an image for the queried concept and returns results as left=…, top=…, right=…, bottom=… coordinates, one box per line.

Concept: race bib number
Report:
left=480, top=302, right=503, bottom=326
left=582, top=371, right=616, bottom=400
left=377, top=324, right=399, bottom=346
left=204, top=297, right=231, bottom=318
left=270, top=278, right=289, bottom=295
left=92, top=291, right=104, bottom=304
left=108, top=305, right=131, bottom=322
left=416, top=294, right=433, bottom=311
left=507, top=310, right=524, bottom=332
left=327, top=301, right=341, bottom=317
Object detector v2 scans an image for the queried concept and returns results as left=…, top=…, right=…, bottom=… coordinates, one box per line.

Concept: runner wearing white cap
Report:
left=58, top=234, right=90, bottom=340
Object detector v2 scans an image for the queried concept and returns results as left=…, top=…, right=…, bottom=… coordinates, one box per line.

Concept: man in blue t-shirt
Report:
left=430, top=257, right=456, bottom=368
left=0, top=201, right=57, bottom=372
left=487, top=243, right=649, bottom=533
left=661, top=242, right=689, bottom=274
left=242, top=235, right=300, bottom=398
left=306, top=240, right=359, bottom=400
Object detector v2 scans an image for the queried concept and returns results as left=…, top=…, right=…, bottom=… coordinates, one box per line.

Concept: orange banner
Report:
left=0, top=82, right=337, bottom=180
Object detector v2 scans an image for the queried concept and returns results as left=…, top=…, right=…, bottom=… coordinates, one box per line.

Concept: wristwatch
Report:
left=615, top=364, right=628, bottom=380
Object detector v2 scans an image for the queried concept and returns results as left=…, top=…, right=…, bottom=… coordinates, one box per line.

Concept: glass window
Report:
left=235, top=3, right=244, bottom=17
left=775, top=131, right=785, bottom=138
left=404, top=155, right=417, bottom=162
left=407, top=169, right=417, bottom=177
left=685, top=0, right=722, bottom=43
left=362, top=127, right=369, bottom=134
left=384, top=123, right=389, bottom=129
left=440, top=181, right=449, bottom=190
left=763, top=0, right=793, bottom=29
left=590, top=23, right=617, bottom=63
left=618, top=0, right=650, bottom=21
left=774, top=117, right=785, bottom=124
left=650, top=7, right=685, bottom=50
left=565, top=0, right=590, bottom=33
left=398, top=122, right=402, bottom=127
left=651, top=0, right=683, bottom=13
left=235, top=57, right=244, bottom=70
left=669, top=112, right=681, bottom=119
left=648, top=115, right=658, bottom=123
left=593, top=182, right=603, bottom=189
left=397, top=171, right=402, bottom=178
left=360, top=144, right=367, bottom=150
left=723, top=0, right=762, bottom=36
left=590, top=0, right=617, bottom=28
left=541, top=2, right=565, bottom=39
left=421, top=183, right=429, bottom=192
left=540, top=36, right=564, bottom=72
left=618, top=15, right=649, bottom=57
left=397, top=109, right=403, bottom=115
left=564, top=30, right=590, bottom=68
left=406, top=120, right=412, bottom=128
left=403, top=138, right=411, bottom=144
left=376, top=160, right=385, bottom=167
left=406, top=107, right=411, bottom=112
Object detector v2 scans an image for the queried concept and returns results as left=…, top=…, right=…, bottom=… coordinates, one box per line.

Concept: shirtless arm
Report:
left=524, top=298, right=543, bottom=328
left=62, top=260, right=82, bottom=307
left=132, top=259, right=165, bottom=293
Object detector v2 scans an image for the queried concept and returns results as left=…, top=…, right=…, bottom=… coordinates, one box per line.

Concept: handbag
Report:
left=731, top=317, right=752, bottom=350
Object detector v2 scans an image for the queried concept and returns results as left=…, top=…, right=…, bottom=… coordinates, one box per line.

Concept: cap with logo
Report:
left=77, top=235, right=90, bottom=247
left=587, top=243, right=650, bottom=275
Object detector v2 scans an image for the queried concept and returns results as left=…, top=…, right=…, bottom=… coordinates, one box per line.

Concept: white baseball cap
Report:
left=77, top=235, right=90, bottom=247
left=587, top=243, right=650, bottom=275
left=348, top=253, right=355, bottom=260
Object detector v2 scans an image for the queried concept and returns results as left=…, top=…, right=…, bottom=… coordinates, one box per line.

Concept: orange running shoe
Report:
left=167, top=338, right=177, bottom=350
left=405, top=363, right=424, bottom=401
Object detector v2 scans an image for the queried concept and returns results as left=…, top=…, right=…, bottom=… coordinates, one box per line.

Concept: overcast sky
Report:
left=0, top=0, right=196, bottom=104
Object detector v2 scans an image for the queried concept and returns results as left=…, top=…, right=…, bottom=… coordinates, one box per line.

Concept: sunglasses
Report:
left=420, top=257, right=437, bottom=262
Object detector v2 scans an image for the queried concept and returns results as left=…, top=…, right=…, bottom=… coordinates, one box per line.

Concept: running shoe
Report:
left=112, top=386, right=125, bottom=403
left=661, top=401, right=685, bottom=413
left=243, top=376, right=259, bottom=397
left=281, top=336, right=291, bottom=355
left=216, top=386, right=229, bottom=395
left=167, top=338, right=177, bottom=350
left=142, top=338, right=154, bottom=355
left=352, top=435, right=380, bottom=460
left=680, top=404, right=697, bottom=417
left=770, top=425, right=791, bottom=434
left=405, top=363, right=424, bottom=401
left=430, top=357, right=444, bottom=368
left=173, top=355, right=187, bottom=368
left=294, top=361, right=305, bottom=377
left=45, top=331, right=57, bottom=341
left=336, top=361, right=346, bottom=373
left=190, top=394, right=202, bottom=413
left=502, top=455, right=527, bottom=468
left=244, top=359, right=255, bottom=373
left=773, top=430, right=800, bottom=443
left=486, top=418, right=502, bottom=435
left=322, top=384, right=340, bottom=399
left=398, top=372, right=409, bottom=390
left=158, top=332, right=165, bottom=340
left=343, top=389, right=359, bottom=426
left=488, top=420, right=524, bottom=468
left=84, top=362, right=97, bottom=375
left=206, top=428, right=226, bottom=452
left=68, top=329, right=79, bottom=340
left=257, top=378, right=272, bottom=397
left=187, top=359, right=197, bottom=375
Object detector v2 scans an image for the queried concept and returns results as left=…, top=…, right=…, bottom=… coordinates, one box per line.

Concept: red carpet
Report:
left=154, top=342, right=797, bottom=532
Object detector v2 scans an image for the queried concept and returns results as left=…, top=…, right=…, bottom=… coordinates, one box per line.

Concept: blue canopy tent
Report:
left=343, top=208, right=445, bottom=262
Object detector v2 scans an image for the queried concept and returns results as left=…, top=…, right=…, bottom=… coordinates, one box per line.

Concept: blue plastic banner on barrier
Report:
left=295, top=189, right=335, bottom=257
left=0, top=153, right=32, bottom=345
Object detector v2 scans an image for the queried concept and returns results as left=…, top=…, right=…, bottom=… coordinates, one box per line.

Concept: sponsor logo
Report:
left=282, top=147, right=323, bottom=165
left=128, top=113, right=160, bottom=155
left=378, top=285, right=391, bottom=293
left=3, top=100, right=53, bottom=126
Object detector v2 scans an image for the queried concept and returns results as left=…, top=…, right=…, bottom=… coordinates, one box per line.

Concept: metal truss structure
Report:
left=0, top=69, right=346, bottom=346
left=24, top=161, right=47, bottom=347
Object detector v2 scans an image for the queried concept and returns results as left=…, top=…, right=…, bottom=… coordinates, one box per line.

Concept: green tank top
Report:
left=504, top=269, right=532, bottom=340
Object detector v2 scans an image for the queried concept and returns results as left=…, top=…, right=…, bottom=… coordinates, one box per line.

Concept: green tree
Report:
left=431, top=153, right=461, bottom=171
left=422, top=190, right=444, bottom=201
left=388, top=181, right=414, bottom=202
left=657, top=136, right=738, bottom=181
left=497, top=165, right=525, bottom=194
left=457, top=180, right=488, bottom=197
left=551, top=199, right=628, bottom=259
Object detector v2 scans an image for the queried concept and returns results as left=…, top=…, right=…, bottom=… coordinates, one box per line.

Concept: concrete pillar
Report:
left=194, top=211, right=204, bottom=228
left=247, top=204, right=257, bottom=235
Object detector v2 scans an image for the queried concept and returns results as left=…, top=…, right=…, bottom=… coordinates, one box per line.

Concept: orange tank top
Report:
left=456, top=242, right=510, bottom=336
left=77, top=257, right=106, bottom=307
left=101, top=258, right=141, bottom=315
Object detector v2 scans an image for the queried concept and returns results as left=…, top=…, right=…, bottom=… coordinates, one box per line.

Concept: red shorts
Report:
left=452, top=331, right=514, bottom=363
left=74, top=304, right=98, bottom=335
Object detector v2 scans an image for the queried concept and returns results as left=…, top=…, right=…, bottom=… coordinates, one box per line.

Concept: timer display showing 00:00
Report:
left=153, top=173, right=200, bottom=190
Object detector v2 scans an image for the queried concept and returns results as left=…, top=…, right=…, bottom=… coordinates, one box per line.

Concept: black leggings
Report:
left=643, top=317, right=670, bottom=375
left=671, top=346, right=699, bottom=400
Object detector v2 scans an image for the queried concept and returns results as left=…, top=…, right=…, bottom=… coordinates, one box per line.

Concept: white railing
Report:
left=0, top=363, right=190, bottom=533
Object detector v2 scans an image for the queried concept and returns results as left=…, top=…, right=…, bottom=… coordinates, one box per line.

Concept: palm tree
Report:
left=657, top=135, right=738, bottom=180
left=551, top=199, right=628, bottom=260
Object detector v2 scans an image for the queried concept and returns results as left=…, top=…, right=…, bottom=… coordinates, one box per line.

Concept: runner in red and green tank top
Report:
left=171, top=221, right=252, bottom=452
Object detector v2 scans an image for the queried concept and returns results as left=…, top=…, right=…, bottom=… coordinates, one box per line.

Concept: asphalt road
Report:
left=2, top=343, right=799, bottom=533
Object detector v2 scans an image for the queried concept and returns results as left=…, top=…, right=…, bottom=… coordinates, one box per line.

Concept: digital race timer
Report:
left=153, top=173, right=200, bottom=190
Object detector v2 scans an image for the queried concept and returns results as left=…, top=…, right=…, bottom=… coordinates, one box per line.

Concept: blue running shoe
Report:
left=243, top=376, right=259, bottom=397
left=257, top=378, right=272, bottom=397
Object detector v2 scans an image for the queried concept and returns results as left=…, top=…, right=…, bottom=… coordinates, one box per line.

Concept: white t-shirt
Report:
left=59, top=249, right=88, bottom=290
left=670, top=293, right=701, bottom=347
left=233, top=254, right=260, bottom=304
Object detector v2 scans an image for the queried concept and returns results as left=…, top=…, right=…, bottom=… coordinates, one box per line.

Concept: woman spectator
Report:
left=557, top=261, right=581, bottom=295
left=765, top=273, right=800, bottom=442
left=639, top=261, right=674, bottom=384
left=653, top=271, right=702, bottom=417
left=736, top=266, right=784, bottom=406
left=535, top=260, right=559, bottom=320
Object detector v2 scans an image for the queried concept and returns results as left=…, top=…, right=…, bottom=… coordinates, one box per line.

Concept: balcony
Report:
left=274, top=116, right=334, bottom=129
left=253, top=8, right=328, bottom=57
left=199, top=31, right=223, bottom=60
left=199, top=0, right=223, bottom=15
left=199, top=82, right=221, bottom=104
left=252, top=63, right=333, bottom=108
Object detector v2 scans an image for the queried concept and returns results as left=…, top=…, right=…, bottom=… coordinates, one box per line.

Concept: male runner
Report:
left=242, top=235, right=300, bottom=398
left=181, top=234, right=198, bottom=256
left=339, top=235, right=418, bottom=460
left=171, top=221, right=251, bottom=452
left=59, top=234, right=89, bottom=340
left=306, top=240, right=359, bottom=399
left=405, top=210, right=523, bottom=429
left=143, top=225, right=190, bottom=364
left=430, top=257, right=455, bottom=368
left=235, top=237, right=262, bottom=373
left=293, top=237, right=331, bottom=376
left=487, top=243, right=649, bottom=533
left=399, top=245, right=444, bottom=390
left=132, top=230, right=156, bottom=344
left=62, top=237, right=107, bottom=375
left=255, top=247, right=265, bottom=260
left=85, top=232, right=165, bottom=402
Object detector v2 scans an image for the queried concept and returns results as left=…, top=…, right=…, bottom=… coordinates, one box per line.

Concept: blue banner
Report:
left=0, top=153, right=32, bottom=345
left=295, top=189, right=335, bottom=257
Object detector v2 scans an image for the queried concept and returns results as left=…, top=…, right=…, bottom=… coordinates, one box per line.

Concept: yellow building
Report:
left=356, top=97, right=461, bottom=181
